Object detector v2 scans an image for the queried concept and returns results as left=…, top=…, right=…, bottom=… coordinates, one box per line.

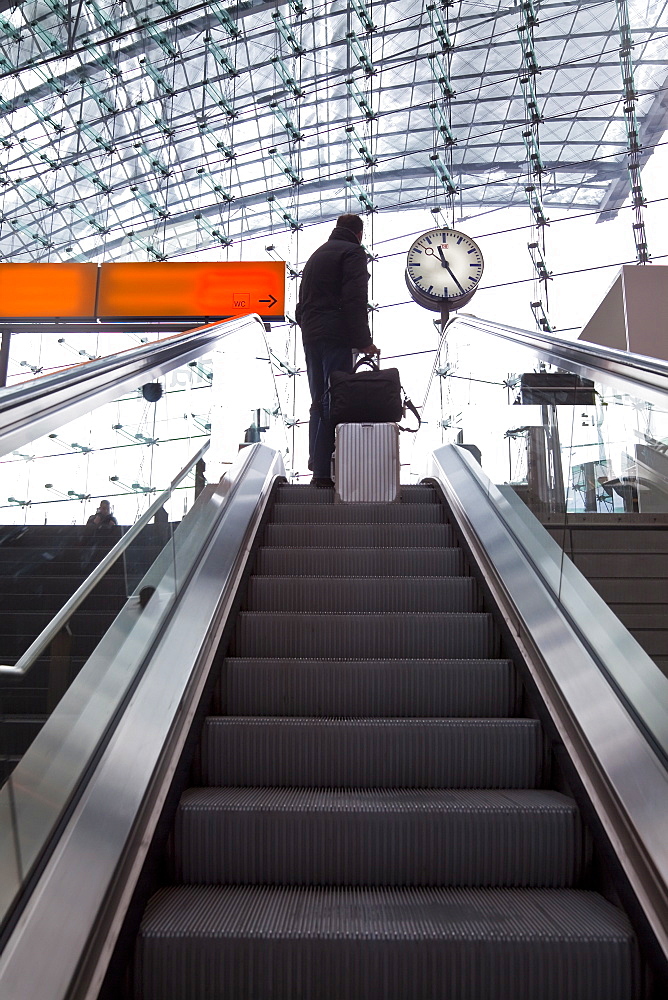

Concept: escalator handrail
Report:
left=0, top=313, right=266, bottom=458
left=452, top=313, right=668, bottom=408
left=428, top=443, right=668, bottom=964
left=0, top=444, right=285, bottom=997
left=0, top=439, right=209, bottom=676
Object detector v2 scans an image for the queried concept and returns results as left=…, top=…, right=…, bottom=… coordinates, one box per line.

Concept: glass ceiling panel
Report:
left=0, top=0, right=666, bottom=261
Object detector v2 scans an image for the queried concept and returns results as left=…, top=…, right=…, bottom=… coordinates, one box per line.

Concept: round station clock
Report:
left=405, top=228, right=484, bottom=313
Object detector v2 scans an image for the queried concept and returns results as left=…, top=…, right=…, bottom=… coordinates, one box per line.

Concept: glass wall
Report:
left=1, top=323, right=289, bottom=527
left=409, top=319, right=668, bottom=517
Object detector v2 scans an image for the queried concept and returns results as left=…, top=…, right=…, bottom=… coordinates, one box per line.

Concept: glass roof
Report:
left=0, top=0, right=666, bottom=262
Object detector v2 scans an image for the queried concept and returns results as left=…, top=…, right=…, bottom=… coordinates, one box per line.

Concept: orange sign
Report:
left=0, top=262, right=286, bottom=320
left=0, top=263, right=98, bottom=317
left=98, top=262, right=285, bottom=319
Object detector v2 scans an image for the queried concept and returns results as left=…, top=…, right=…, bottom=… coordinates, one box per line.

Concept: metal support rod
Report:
left=542, top=402, right=566, bottom=512
left=440, top=305, right=450, bottom=333
left=0, top=331, right=10, bottom=388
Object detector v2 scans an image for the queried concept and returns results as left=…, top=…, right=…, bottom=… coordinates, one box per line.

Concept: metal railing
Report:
left=0, top=313, right=266, bottom=458
left=452, top=313, right=668, bottom=409
left=0, top=439, right=209, bottom=676
left=0, top=444, right=285, bottom=998
left=429, top=443, right=668, bottom=967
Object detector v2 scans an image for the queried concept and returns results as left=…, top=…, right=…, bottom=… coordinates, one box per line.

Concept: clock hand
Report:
left=442, top=259, right=466, bottom=296
left=436, top=246, right=448, bottom=268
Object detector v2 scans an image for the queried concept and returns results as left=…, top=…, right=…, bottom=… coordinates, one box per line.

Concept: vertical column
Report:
left=345, top=0, right=378, bottom=342
left=266, top=1, right=308, bottom=477
left=616, top=0, right=650, bottom=263
left=427, top=2, right=457, bottom=229
left=517, top=0, right=552, bottom=332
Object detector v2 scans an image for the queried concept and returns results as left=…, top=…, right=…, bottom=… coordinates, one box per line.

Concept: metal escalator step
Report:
left=590, top=577, right=667, bottom=605
left=0, top=610, right=119, bottom=638
left=609, top=610, right=668, bottom=630
left=573, top=551, right=668, bottom=578
left=0, top=575, right=123, bottom=598
left=231, top=612, right=498, bottom=659
left=274, top=485, right=440, bottom=504
left=225, top=658, right=520, bottom=717
left=173, top=787, right=589, bottom=887
left=2, top=633, right=109, bottom=658
left=0, top=593, right=121, bottom=614
left=396, top=485, right=440, bottom=503
left=262, top=523, right=455, bottom=547
left=270, top=503, right=445, bottom=524
left=0, top=687, right=49, bottom=715
left=0, top=756, right=22, bottom=783
left=0, top=715, right=48, bottom=754
left=255, top=546, right=466, bottom=577
left=136, top=884, right=637, bottom=1000
left=199, top=717, right=543, bottom=788
left=551, top=527, right=668, bottom=554
left=243, top=577, right=481, bottom=613
left=627, top=627, right=668, bottom=658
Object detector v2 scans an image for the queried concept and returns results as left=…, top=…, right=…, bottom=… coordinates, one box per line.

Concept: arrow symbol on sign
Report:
left=259, top=294, right=278, bottom=307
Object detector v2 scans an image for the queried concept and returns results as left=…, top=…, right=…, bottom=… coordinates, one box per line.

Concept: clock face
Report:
left=405, top=228, right=484, bottom=312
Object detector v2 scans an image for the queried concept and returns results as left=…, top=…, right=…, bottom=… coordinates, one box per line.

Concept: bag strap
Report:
left=398, top=396, right=422, bottom=434
left=352, top=355, right=380, bottom=373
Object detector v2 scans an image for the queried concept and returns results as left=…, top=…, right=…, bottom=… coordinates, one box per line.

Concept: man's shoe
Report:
left=310, top=477, right=335, bottom=488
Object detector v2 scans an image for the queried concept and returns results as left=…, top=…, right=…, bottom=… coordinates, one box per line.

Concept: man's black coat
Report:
left=296, top=225, right=372, bottom=351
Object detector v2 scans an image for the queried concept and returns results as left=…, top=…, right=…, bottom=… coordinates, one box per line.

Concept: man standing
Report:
left=296, top=213, right=379, bottom=487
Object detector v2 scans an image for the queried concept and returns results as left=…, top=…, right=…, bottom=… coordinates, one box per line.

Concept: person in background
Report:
left=84, top=499, right=118, bottom=537
left=296, top=213, right=380, bottom=487
left=81, top=499, right=120, bottom=568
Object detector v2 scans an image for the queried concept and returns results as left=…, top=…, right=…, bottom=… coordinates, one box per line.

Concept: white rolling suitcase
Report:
left=334, top=422, right=400, bottom=503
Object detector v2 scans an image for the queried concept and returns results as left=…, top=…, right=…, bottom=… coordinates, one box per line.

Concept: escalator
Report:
left=135, top=481, right=639, bottom=999
left=0, top=522, right=162, bottom=779
left=0, top=315, right=667, bottom=998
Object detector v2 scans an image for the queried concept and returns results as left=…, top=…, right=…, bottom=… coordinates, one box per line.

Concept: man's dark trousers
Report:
left=305, top=340, right=354, bottom=479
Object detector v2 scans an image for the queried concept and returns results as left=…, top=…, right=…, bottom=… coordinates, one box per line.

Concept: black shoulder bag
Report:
left=329, top=356, right=422, bottom=432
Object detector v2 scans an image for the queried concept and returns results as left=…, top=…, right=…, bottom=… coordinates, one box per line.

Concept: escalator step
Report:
left=573, top=551, right=667, bottom=578
left=270, top=503, right=446, bottom=523
left=0, top=715, right=48, bottom=754
left=274, top=485, right=440, bottom=504
left=136, top=884, right=637, bottom=1000
left=0, top=611, right=119, bottom=637
left=0, top=687, right=49, bottom=715
left=231, top=612, right=498, bottom=659
left=243, top=576, right=481, bottom=613
left=1, top=633, right=111, bottom=658
left=225, top=658, right=520, bottom=718
left=0, top=756, right=22, bottom=783
left=262, top=523, right=455, bottom=547
left=254, top=546, right=466, bottom=576
left=173, top=787, right=589, bottom=887
left=0, top=575, right=124, bottom=598
left=199, top=717, right=544, bottom=789
left=592, top=577, right=666, bottom=605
